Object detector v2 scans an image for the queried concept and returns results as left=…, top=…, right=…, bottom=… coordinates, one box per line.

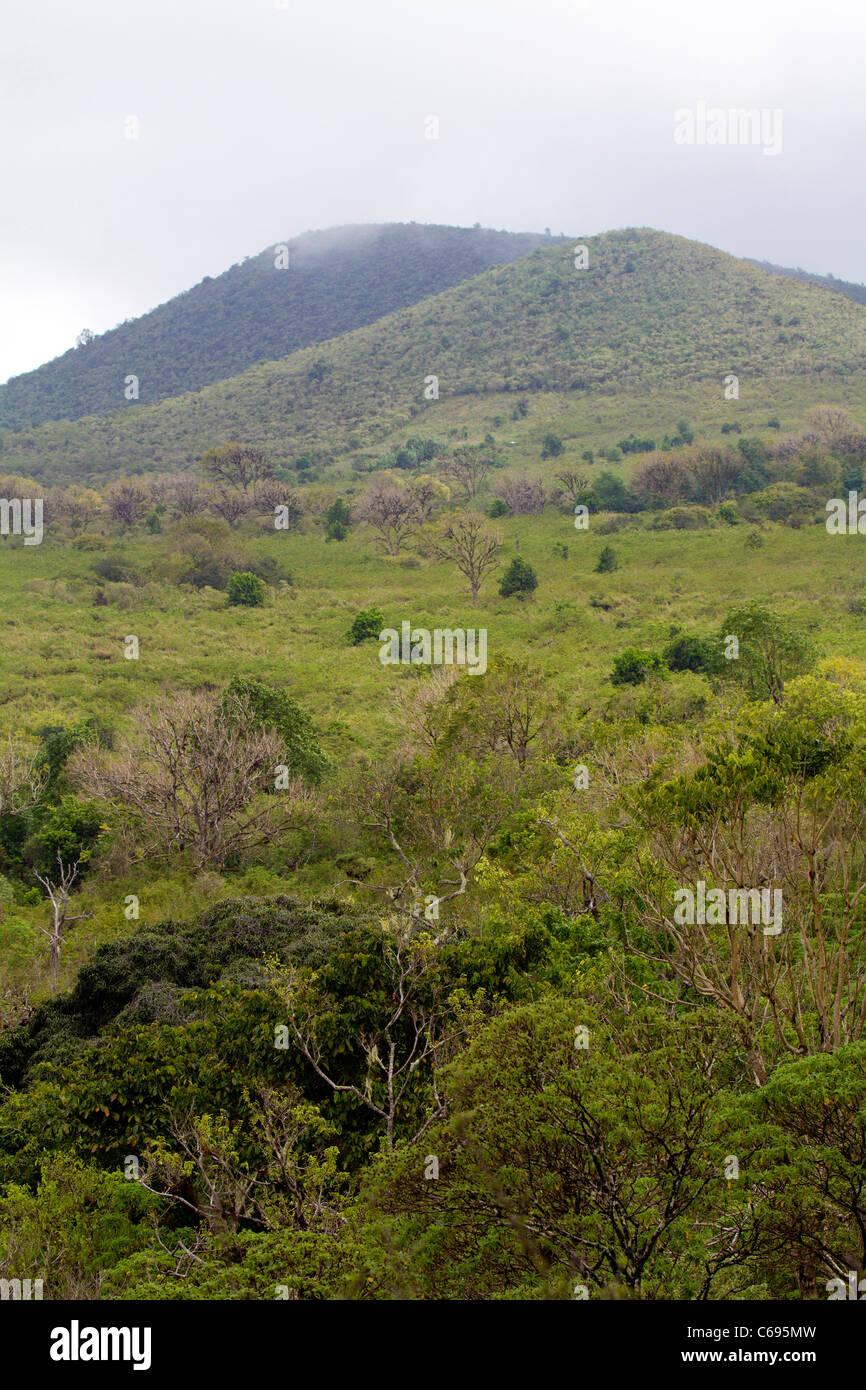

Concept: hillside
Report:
left=747, top=258, right=866, bottom=307
left=0, top=224, right=562, bottom=430
left=5, top=227, right=866, bottom=487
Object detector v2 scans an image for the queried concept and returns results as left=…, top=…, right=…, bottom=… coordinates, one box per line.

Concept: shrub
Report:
left=227, top=572, right=266, bottom=607
left=541, top=433, right=564, bottom=459
left=663, top=634, right=711, bottom=673
left=348, top=607, right=385, bottom=644
left=717, top=501, right=740, bottom=525
left=499, top=556, right=538, bottom=598
left=326, top=521, right=348, bottom=541
left=610, top=647, right=665, bottom=686
left=595, top=544, right=618, bottom=573
left=487, top=498, right=509, bottom=518
left=650, top=506, right=711, bottom=531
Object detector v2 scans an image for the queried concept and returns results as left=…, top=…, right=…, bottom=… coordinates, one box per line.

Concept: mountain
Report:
left=5, top=227, right=866, bottom=486
left=747, top=259, right=866, bottom=307
left=0, top=224, right=564, bottom=431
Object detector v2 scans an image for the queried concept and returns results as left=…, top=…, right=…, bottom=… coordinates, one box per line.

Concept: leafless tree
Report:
left=34, top=854, right=91, bottom=994
left=201, top=441, right=274, bottom=493
left=105, top=480, right=148, bottom=529
left=554, top=468, right=591, bottom=506
left=356, top=480, right=423, bottom=556
left=208, top=486, right=250, bottom=528
left=497, top=475, right=547, bottom=515
left=0, top=735, right=47, bottom=817
left=72, top=689, right=314, bottom=869
left=273, top=923, right=461, bottom=1150
left=431, top=513, right=501, bottom=604
left=442, top=444, right=497, bottom=501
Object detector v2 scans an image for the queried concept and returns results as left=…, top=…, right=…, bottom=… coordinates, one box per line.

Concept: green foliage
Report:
left=610, top=646, right=666, bottom=685
left=347, top=607, right=385, bottom=644
left=541, top=433, right=564, bottom=459
left=499, top=556, right=538, bottom=597
left=715, top=602, right=818, bottom=703
left=227, top=571, right=266, bottom=607
left=224, top=678, right=329, bottom=784
left=595, top=543, right=618, bottom=572
left=487, top=498, right=509, bottom=518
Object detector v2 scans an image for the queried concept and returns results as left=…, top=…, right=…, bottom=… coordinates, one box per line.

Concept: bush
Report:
left=663, top=634, right=711, bottom=673
left=499, top=556, right=538, bottom=598
left=650, top=506, right=711, bottom=531
left=326, top=521, right=348, bottom=541
left=488, top=498, right=510, bottom=518
left=226, top=572, right=266, bottom=607
left=610, top=647, right=666, bottom=686
left=595, top=544, right=618, bottom=573
left=717, top=501, right=740, bottom=525
left=541, top=433, right=564, bottom=459
left=348, top=607, right=385, bottom=644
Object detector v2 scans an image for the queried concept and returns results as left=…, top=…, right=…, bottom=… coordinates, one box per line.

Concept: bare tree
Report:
left=34, top=855, right=91, bottom=994
left=201, top=442, right=273, bottom=493
left=170, top=475, right=208, bottom=518
left=72, top=689, right=314, bottom=869
left=0, top=734, right=47, bottom=817
left=208, top=486, right=250, bottom=528
left=356, top=480, right=423, bottom=556
left=105, top=480, right=148, bottom=529
left=273, top=923, right=461, bottom=1150
left=631, top=452, right=692, bottom=508
left=442, top=444, right=496, bottom=501
left=431, top=513, right=501, bottom=604
left=497, top=475, right=546, bottom=515
left=554, top=468, right=591, bottom=506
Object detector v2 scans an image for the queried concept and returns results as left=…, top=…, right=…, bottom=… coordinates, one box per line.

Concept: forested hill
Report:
left=0, top=223, right=563, bottom=429
left=6, top=227, right=866, bottom=487
left=747, top=259, right=866, bottom=307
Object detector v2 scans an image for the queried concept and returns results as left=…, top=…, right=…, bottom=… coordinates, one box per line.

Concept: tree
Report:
left=432, top=514, right=501, bottom=605
left=715, top=603, right=816, bottom=704
left=201, top=442, right=273, bottom=493
left=356, top=481, right=423, bottom=556
left=553, top=468, right=591, bottom=507
left=499, top=556, right=538, bottom=598
left=541, top=433, right=564, bottom=459
left=610, top=647, right=665, bottom=685
left=33, top=854, right=90, bottom=994
left=440, top=658, right=563, bottom=768
left=498, top=475, right=546, bottom=515
left=0, top=735, right=47, bottom=817
left=272, top=921, right=460, bottom=1151
left=632, top=452, right=691, bottom=508
left=348, top=607, right=385, bottom=644
left=209, top=487, right=250, bottom=528
left=442, top=444, right=496, bottom=501
left=71, top=689, right=312, bottom=869
left=595, top=544, right=618, bottom=573
left=104, top=481, right=147, bottom=530
left=227, top=571, right=266, bottom=607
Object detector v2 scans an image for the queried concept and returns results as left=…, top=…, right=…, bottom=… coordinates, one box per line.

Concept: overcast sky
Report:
left=1, top=0, right=864, bottom=384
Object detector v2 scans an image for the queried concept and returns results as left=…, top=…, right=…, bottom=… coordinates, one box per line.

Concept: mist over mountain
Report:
left=0, top=223, right=563, bottom=430
left=5, top=226, right=866, bottom=487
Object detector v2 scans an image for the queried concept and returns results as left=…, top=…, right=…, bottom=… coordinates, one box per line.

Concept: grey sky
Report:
left=1, top=0, right=863, bottom=384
